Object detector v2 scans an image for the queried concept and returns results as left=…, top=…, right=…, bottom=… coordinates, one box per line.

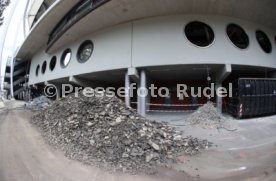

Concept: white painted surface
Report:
left=29, top=15, right=276, bottom=85
left=132, top=15, right=276, bottom=68
left=29, top=23, right=132, bottom=84
left=17, top=0, right=276, bottom=59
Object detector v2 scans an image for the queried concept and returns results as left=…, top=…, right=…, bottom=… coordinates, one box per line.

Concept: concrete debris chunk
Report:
left=32, top=93, right=211, bottom=174
left=148, top=141, right=160, bottom=151
left=25, top=96, right=52, bottom=111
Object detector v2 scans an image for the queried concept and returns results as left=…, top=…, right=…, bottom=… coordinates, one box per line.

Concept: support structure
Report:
left=128, top=67, right=140, bottom=83
left=10, top=58, right=14, bottom=99
left=215, top=83, right=223, bottom=113
left=216, top=64, right=232, bottom=113
left=125, top=71, right=131, bottom=108
left=55, top=85, right=61, bottom=100
left=139, top=70, right=147, bottom=117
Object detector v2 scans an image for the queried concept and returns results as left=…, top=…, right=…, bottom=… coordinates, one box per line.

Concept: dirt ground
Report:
left=0, top=101, right=276, bottom=181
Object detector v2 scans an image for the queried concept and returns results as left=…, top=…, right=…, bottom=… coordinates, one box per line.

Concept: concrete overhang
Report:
left=28, top=0, right=44, bottom=26
left=16, top=0, right=79, bottom=60
left=28, top=0, right=57, bottom=26
left=16, top=0, right=276, bottom=60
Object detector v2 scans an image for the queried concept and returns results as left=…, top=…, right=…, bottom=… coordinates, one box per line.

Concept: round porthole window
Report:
left=77, top=40, right=94, bottom=63
left=36, top=65, right=40, bottom=76
left=60, top=49, right=72, bottom=68
left=227, top=24, right=249, bottom=49
left=256, top=30, right=272, bottom=53
left=42, top=61, right=47, bottom=74
left=49, top=56, right=57, bottom=71
left=185, top=21, right=215, bottom=47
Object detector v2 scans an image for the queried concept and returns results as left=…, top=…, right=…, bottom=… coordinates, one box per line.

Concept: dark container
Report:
left=228, top=78, right=276, bottom=118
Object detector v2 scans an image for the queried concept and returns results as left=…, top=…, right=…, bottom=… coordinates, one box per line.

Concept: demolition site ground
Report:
left=0, top=98, right=276, bottom=181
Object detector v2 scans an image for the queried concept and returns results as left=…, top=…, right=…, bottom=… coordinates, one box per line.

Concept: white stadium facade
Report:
left=3, top=0, right=276, bottom=117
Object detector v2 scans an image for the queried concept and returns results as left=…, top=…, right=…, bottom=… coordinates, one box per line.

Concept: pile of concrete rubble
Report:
left=32, top=93, right=211, bottom=174
left=25, top=96, right=52, bottom=111
left=186, top=102, right=227, bottom=129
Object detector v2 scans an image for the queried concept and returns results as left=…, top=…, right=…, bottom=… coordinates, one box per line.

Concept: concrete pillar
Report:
left=137, top=82, right=141, bottom=115
left=146, top=89, right=151, bottom=113
left=216, top=83, right=223, bottom=113
left=55, top=85, right=61, bottom=100
left=10, top=58, right=14, bottom=99
left=125, top=71, right=131, bottom=108
left=216, top=64, right=232, bottom=113
left=139, top=70, right=147, bottom=117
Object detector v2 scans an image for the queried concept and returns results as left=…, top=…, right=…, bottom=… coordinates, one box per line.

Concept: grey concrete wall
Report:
left=29, top=15, right=276, bottom=85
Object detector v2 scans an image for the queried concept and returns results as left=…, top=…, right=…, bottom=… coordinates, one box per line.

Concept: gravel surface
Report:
left=32, top=93, right=211, bottom=174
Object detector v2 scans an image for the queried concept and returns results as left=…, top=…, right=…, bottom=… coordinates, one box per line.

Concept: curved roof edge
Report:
left=28, top=0, right=43, bottom=26
left=16, top=0, right=276, bottom=60
left=16, top=0, right=79, bottom=60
